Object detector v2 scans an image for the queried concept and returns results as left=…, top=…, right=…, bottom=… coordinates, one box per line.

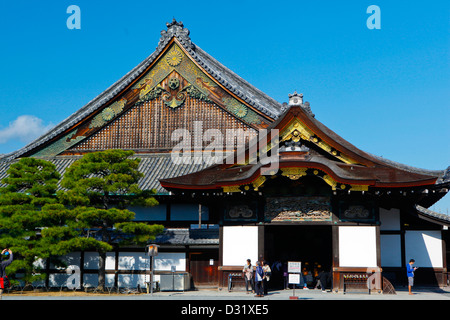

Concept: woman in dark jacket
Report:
left=254, top=261, right=264, bottom=297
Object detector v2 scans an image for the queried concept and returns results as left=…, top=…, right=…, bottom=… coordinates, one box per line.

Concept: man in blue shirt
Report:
left=407, top=259, right=417, bottom=295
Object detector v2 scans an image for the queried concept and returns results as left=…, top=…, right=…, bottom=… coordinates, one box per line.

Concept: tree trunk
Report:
left=98, top=251, right=106, bottom=291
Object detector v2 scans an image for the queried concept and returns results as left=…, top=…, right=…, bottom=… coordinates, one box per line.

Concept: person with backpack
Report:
left=0, top=249, right=13, bottom=299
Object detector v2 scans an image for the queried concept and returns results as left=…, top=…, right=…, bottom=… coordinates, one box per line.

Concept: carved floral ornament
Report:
left=280, top=167, right=308, bottom=180
left=31, top=33, right=269, bottom=158
left=165, top=47, right=183, bottom=66
left=89, top=99, right=127, bottom=129
left=228, top=205, right=254, bottom=219
left=136, top=77, right=212, bottom=110
left=343, top=205, right=370, bottom=218
left=265, top=196, right=332, bottom=222
left=130, top=41, right=265, bottom=125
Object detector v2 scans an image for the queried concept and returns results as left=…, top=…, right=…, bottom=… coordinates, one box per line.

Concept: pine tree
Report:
left=59, top=149, right=163, bottom=290
left=0, top=157, right=61, bottom=285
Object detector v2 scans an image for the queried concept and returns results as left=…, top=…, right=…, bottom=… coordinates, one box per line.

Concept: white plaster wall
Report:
left=118, top=252, right=150, bottom=270
left=48, top=251, right=186, bottom=288
left=154, top=252, right=186, bottom=271
left=223, top=226, right=258, bottom=266
left=405, top=230, right=443, bottom=268
left=339, top=226, right=377, bottom=267
left=83, top=252, right=116, bottom=270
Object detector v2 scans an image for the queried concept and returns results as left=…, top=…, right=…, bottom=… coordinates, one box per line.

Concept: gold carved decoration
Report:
left=252, top=176, right=266, bottom=190
left=291, top=129, right=301, bottom=142
left=222, top=176, right=267, bottom=193
left=322, top=174, right=369, bottom=191
left=322, top=174, right=339, bottom=190
left=32, top=129, right=86, bottom=157
left=265, top=196, right=332, bottom=222
left=280, top=119, right=359, bottom=165
left=221, top=167, right=369, bottom=193
left=132, top=43, right=267, bottom=126
left=223, top=185, right=242, bottom=193
left=165, top=47, right=183, bottom=66
left=281, top=167, right=308, bottom=180
left=89, top=99, right=127, bottom=129
left=349, top=185, right=369, bottom=192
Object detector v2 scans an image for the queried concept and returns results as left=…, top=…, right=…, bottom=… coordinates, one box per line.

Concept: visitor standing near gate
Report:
left=254, top=261, right=264, bottom=297
left=262, top=261, right=271, bottom=295
left=0, top=249, right=13, bottom=299
left=242, top=259, right=254, bottom=294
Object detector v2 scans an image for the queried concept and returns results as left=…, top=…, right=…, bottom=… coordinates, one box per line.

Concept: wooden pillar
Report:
left=114, top=249, right=119, bottom=289
left=376, top=225, right=381, bottom=267
left=332, top=225, right=340, bottom=292
left=80, top=251, right=85, bottom=289
left=441, top=229, right=447, bottom=287
left=218, top=225, right=223, bottom=289
left=258, top=225, right=265, bottom=262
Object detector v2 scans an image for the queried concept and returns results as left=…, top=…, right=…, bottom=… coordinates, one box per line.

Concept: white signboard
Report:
left=288, top=261, right=301, bottom=273
left=288, top=273, right=301, bottom=284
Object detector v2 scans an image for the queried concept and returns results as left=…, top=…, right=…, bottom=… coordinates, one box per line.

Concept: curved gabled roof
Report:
left=0, top=19, right=282, bottom=163
left=273, top=102, right=448, bottom=179
left=160, top=104, right=449, bottom=193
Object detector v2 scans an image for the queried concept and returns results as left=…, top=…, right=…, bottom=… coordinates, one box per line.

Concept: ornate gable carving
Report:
left=280, top=117, right=359, bottom=165
left=32, top=41, right=270, bottom=157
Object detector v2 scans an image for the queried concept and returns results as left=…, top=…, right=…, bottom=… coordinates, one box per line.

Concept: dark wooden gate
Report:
left=189, top=251, right=219, bottom=288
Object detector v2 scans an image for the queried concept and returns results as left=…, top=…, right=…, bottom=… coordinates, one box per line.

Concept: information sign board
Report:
left=288, top=261, right=301, bottom=273
left=288, top=273, right=301, bottom=284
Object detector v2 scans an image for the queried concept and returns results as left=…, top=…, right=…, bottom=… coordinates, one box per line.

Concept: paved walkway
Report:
left=2, top=286, right=450, bottom=300
left=3, top=287, right=448, bottom=319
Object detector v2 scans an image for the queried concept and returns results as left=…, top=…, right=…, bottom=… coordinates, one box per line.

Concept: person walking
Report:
left=318, top=268, right=331, bottom=292
left=282, top=262, right=288, bottom=289
left=271, top=260, right=282, bottom=289
left=313, top=265, right=322, bottom=290
left=262, top=261, right=271, bottom=295
left=302, top=266, right=311, bottom=290
left=242, top=259, right=254, bottom=294
left=0, top=249, right=13, bottom=299
left=407, top=259, right=418, bottom=295
left=254, top=261, right=264, bottom=297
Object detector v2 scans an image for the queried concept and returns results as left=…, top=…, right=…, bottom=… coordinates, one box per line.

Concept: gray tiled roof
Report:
left=152, top=228, right=219, bottom=246
left=136, top=154, right=211, bottom=193
left=0, top=153, right=211, bottom=195
left=415, top=205, right=450, bottom=225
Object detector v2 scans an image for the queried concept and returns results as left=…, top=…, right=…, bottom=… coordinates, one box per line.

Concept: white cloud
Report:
left=0, top=115, right=54, bottom=144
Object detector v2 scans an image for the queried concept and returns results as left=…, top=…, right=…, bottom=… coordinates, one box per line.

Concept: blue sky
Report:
left=0, top=1, right=449, bottom=212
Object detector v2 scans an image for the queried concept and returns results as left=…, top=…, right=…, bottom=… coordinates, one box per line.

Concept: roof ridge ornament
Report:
left=287, top=91, right=315, bottom=117
left=159, top=18, right=194, bottom=50
left=288, top=91, right=303, bottom=106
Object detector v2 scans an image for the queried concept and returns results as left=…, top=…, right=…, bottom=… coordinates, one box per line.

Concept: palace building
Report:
left=1, top=20, right=449, bottom=292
